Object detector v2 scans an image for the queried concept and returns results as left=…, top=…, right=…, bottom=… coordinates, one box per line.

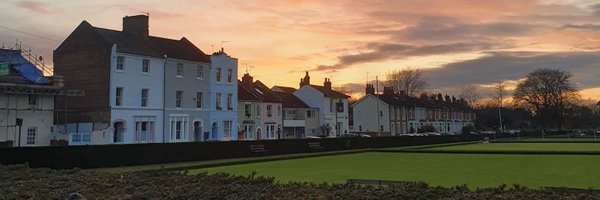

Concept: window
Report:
left=227, top=69, right=233, bottom=83
left=266, top=124, right=275, bottom=139
left=176, top=91, right=183, bottom=108
left=227, top=94, right=233, bottom=110
left=176, top=63, right=183, bottom=77
left=244, top=103, right=251, bottom=117
left=329, top=99, right=333, bottom=112
left=135, top=117, right=155, bottom=143
left=116, top=56, right=124, bottom=71
left=267, top=105, right=273, bottom=117
left=306, top=110, right=313, bottom=118
left=216, top=68, right=222, bottom=82
left=380, top=110, right=383, bottom=117
left=28, top=94, right=36, bottom=106
left=256, top=105, right=261, bottom=116
left=216, top=93, right=222, bottom=110
left=196, top=65, right=203, bottom=79
left=243, top=124, right=254, bottom=140
left=278, top=105, right=281, bottom=116
left=223, top=121, right=232, bottom=138
left=141, top=89, right=149, bottom=107
left=26, top=127, right=36, bottom=145
left=116, top=87, right=123, bottom=106
left=142, top=59, right=149, bottom=73
left=169, top=116, right=189, bottom=141
left=196, top=92, right=203, bottom=109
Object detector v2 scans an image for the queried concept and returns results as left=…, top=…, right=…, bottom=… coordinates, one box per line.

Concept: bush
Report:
left=462, top=124, right=476, bottom=134
left=418, top=125, right=436, bottom=133
left=2, top=164, right=599, bottom=199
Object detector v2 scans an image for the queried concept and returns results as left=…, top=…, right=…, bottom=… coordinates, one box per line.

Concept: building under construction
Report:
left=0, top=47, right=83, bottom=147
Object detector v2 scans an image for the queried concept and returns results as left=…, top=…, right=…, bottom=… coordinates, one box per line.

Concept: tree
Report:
left=459, top=85, right=480, bottom=107
left=385, top=67, right=428, bottom=97
left=513, top=68, right=578, bottom=129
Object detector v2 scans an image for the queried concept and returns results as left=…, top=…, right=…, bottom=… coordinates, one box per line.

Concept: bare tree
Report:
left=459, top=85, right=480, bottom=107
left=385, top=67, right=428, bottom=97
left=513, top=68, right=578, bottom=129
left=494, top=82, right=508, bottom=108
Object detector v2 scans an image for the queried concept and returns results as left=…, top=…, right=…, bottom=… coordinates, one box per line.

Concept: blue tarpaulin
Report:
left=0, top=50, right=50, bottom=84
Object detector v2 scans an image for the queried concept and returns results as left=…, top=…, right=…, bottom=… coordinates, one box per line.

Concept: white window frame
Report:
left=176, top=91, right=183, bottom=108
left=176, top=63, right=184, bottom=78
left=26, top=127, right=36, bottom=145
left=135, top=117, right=155, bottom=143
left=227, top=68, right=233, bottom=83
left=116, top=56, right=124, bottom=71
left=196, top=65, right=204, bottom=79
left=216, top=93, right=222, bottom=110
left=216, top=68, right=222, bottom=83
left=169, top=116, right=189, bottom=142
left=142, top=59, right=149, bottom=73
left=196, top=92, right=203, bottom=109
left=267, top=105, right=273, bottom=117
left=141, top=89, right=149, bottom=107
left=223, top=121, right=232, bottom=139
left=227, top=94, right=233, bottom=110
left=116, top=87, right=123, bottom=106
left=267, top=124, right=275, bottom=139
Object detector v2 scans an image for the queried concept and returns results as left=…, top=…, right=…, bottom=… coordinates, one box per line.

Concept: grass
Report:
left=190, top=152, right=600, bottom=189
left=426, top=142, right=600, bottom=152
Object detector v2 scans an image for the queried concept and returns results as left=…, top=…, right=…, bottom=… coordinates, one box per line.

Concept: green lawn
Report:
left=190, top=152, right=600, bottom=188
left=427, top=142, right=600, bottom=152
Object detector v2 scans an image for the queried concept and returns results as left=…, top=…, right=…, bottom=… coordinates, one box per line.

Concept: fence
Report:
left=0, top=134, right=495, bottom=169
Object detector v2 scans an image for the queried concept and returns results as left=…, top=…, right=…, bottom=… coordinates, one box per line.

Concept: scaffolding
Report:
left=0, top=84, right=83, bottom=96
left=13, top=40, right=53, bottom=76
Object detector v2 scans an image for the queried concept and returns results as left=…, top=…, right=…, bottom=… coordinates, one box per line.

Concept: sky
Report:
left=1, top=0, right=600, bottom=101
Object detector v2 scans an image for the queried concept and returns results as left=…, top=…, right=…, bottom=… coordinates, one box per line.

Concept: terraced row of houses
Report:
left=0, top=14, right=473, bottom=147
left=352, top=85, right=475, bottom=136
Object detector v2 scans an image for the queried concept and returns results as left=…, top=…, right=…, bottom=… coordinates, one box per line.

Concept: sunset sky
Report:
left=1, top=0, right=600, bottom=100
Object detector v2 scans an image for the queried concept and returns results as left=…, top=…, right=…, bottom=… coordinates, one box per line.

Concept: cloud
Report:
left=314, top=42, right=502, bottom=72
left=560, top=23, right=600, bottom=30
left=15, top=1, right=54, bottom=15
left=423, top=51, right=600, bottom=90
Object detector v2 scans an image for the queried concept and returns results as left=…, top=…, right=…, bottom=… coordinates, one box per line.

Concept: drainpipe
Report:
left=162, top=54, right=167, bottom=143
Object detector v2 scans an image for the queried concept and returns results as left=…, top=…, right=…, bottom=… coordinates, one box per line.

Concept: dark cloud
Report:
left=392, top=22, right=539, bottom=42
left=423, top=51, right=600, bottom=90
left=15, top=1, right=54, bottom=15
left=314, top=42, right=502, bottom=72
left=560, top=23, right=600, bottom=30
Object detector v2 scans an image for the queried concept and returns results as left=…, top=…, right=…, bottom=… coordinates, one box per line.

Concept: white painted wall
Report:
left=352, top=95, right=390, bottom=132
left=108, top=46, right=165, bottom=144
left=0, top=94, right=55, bottom=147
left=209, top=53, right=238, bottom=141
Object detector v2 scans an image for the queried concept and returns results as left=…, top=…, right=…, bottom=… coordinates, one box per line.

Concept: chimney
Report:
left=445, top=94, right=451, bottom=102
left=452, top=96, right=457, bottom=102
left=300, top=71, right=310, bottom=87
left=365, top=84, right=375, bottom=95
left=324, top=78, right=332, bottom=90
left=242, top=73, right=253, bottom=88
left=123, top=15, right=149, bottom=39
left=437, top=93, right=443, bottom=102
left=383, top=86, right=394, bottom=96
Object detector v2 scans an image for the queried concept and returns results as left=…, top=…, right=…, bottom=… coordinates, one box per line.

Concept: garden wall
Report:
left=0, top=135, right=496, bottom=169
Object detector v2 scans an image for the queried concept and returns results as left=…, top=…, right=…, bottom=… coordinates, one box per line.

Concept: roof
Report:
left=307, top=85, right=350, bottom=98
left=238, top=81, right=259, bottom=101
left=91, top=26, right=162, bottom=58
left=239, top=80, right=282, bottom=103
left=60, top=20, right=209, bottom=62
left=149, top=37, right=210, bottom=63
left=272, top=85, right=297, bottom=93
left=272, top=91, right=309, bottom=108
